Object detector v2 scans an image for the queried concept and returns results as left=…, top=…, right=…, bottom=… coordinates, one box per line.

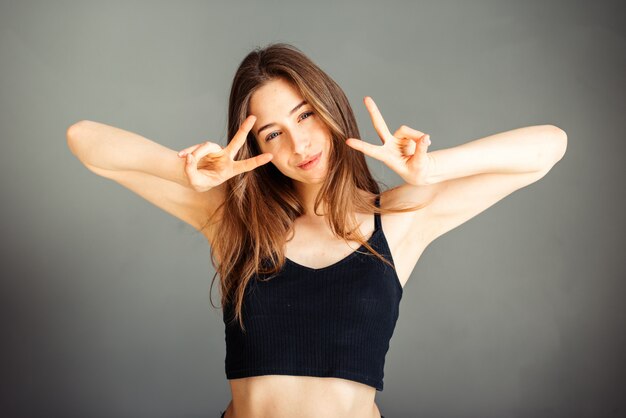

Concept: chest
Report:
left=283, top=215, right=376, bottom=271
left=284, top=210, right=428, bottom=289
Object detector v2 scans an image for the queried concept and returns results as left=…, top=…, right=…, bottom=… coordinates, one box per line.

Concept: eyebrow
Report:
left=256, top=100, right=308, bottom=137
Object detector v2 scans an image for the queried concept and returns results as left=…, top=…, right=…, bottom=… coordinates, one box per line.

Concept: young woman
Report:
left=66, top=43, right=567, bottom=418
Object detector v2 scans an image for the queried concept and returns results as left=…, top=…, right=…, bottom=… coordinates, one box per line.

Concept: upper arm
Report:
left=416, top=166, right=554, bottom=245
left=85, top=163, right=226, bottom=242
left=414, top=125, right=567, bottom=242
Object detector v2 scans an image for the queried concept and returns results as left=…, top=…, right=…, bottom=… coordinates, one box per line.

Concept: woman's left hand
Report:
left=345, top=96, right=433, bottom=186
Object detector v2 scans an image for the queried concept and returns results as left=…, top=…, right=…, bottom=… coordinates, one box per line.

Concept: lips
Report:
left=297, top=152, right=322, bottom=167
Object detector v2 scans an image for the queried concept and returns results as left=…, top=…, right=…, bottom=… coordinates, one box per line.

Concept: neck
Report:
left=293, top=180, right=325, bottom=219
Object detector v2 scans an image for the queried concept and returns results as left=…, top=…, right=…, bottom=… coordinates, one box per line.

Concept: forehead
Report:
left=249, top=78, right=304, bottom=117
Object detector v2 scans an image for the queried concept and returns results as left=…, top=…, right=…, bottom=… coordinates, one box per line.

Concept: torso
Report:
left=206, top=189, right=431, bottom=418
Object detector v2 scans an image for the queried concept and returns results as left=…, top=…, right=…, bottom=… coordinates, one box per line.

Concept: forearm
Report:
left=67, top=120, right=189, bottom=187
left=426, top=124, right=567, bottom=184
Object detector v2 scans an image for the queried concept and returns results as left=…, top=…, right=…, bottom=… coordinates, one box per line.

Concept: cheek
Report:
left=272, top=160, right=295, bottom=179
left=267, top=151, right=289, bottom=170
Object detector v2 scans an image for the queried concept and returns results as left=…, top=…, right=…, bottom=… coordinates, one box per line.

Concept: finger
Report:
left=189, top=141, right=223, bottom=160
left=407, top=134, right=431, bottom=165
left=416, top=134, right=431, bottom=154
left=393, top=125, right=426, bottom=140
left=345, top=138, right=386, bottom=162
left=227, top=115, right=257, bottom=159
left=184, top=153, right=201, bottom=184
left=177, top=144, right=202, bottom=157
left=232, top=153, right=274, bottom=175
left=364, top=97, right=394, bottom=144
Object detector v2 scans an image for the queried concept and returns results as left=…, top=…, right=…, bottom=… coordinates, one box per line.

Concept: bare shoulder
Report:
left=379, top=184, right=437, bottom=246
left=379, top=185, right=438, bottom=287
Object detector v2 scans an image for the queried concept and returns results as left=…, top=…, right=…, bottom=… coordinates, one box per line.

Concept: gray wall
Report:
left=1, top=0, right=624, bottom=417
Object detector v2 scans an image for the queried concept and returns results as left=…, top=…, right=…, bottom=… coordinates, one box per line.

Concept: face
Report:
left=249, top=78, right=332, bottom=184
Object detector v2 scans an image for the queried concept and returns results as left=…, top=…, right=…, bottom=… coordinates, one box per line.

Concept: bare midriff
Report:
left=223, top=375, right=381, bottom=418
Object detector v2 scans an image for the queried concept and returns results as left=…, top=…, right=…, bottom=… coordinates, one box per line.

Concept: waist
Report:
left=227, top=375, right=380, bottom=418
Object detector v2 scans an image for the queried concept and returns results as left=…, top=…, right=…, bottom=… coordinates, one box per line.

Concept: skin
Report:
left=218, top=79, right=386, bottom=418
left=72, top=71, right=565, bottom=418
left=172, top=78, right=566, bottom=418
left=250, top=77, right=333, bottom=220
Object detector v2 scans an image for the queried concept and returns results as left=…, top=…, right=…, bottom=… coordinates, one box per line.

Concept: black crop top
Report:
left=222, top=195, right=403, bottom=391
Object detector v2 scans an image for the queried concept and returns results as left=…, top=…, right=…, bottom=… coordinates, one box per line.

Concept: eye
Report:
left=265, top=111, right=315, bottom=142
left=300, top=111, right=314, bottom=121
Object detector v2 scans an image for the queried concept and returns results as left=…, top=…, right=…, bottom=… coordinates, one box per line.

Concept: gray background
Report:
left=1, top=0, right=624, bottom=417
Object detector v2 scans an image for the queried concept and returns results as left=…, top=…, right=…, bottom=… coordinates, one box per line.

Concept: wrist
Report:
left=424, top=153, right=443, bottom=185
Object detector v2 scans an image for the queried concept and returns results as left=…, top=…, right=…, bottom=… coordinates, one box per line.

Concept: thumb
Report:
left=418, top=134, right=431, bottom=151
left=184, top=153, right=202, bottom=184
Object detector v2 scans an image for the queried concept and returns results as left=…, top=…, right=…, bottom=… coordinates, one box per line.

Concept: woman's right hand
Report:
left=176, top=115, right=273, bottom=192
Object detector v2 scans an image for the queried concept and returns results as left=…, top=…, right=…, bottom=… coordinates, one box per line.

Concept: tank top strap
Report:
left=374, top=194, right=382, bottom=231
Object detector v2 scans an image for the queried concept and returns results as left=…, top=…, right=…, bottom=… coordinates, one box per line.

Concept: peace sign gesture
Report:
left=345, top=97, right=433, bottom=186
left=177, top=115, right=273, bottom=192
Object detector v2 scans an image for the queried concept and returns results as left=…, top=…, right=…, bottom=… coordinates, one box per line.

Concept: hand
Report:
left=345, top=96, right=433, bottom=186
left=176, top=115, right=273, bottom=192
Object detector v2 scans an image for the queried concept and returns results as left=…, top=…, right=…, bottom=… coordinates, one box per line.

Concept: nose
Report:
left=288, top=129, right=310, bottom=155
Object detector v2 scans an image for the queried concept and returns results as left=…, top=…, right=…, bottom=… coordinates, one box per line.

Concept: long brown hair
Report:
left=203, top=43, right=430, bottom=332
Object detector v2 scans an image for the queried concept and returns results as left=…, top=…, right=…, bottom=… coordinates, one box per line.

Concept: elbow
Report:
left=66, top=120, right=89, bottom=141
left=552, top=125, right=567, bottom=162
left=66, top=120, right=90, bottom=157
left=66, top=120, right=92, bottom=151
left=543, top=124, right=568, bottom=166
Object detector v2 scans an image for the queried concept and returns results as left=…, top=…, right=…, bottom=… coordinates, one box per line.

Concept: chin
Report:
left=293, top=171, right=327, bottom=185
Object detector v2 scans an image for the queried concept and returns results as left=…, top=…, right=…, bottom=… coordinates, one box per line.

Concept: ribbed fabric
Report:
left=223, top=195, right=403, bottom=392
